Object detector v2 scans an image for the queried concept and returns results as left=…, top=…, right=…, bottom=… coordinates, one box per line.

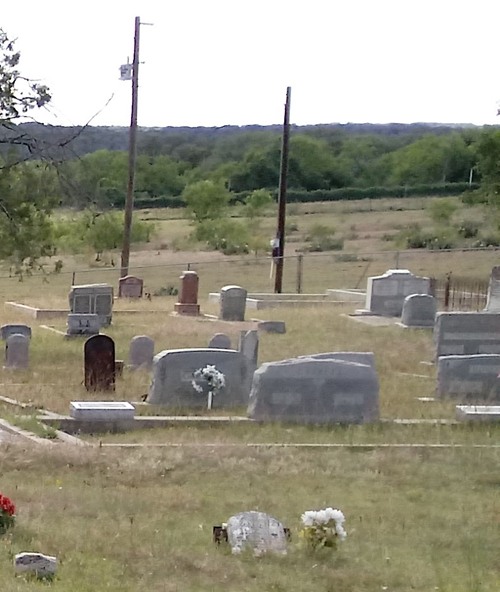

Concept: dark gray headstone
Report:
left=437, top=354, right=500, bottom=401
left=128, top=335, right=154, bottom=369
left=248, top=356, right=379, bottom=424
left=84, top=335, right=115, bottom=391
left=66, top=314, right=100, bottom=337
left=0, top=324, right=31, bottom=341
left=401, top=294, right=437, bottom=327
left=365, top=269, right=430, bottom=316
left=226, top=511, right=288, bottom=556
left=5, top=334, right=29, bottom=369
left=147, top=348, right=250, bottom=408
left=208, top=333, right=232, bottom=349
left=219, top=285, right=247, bottom=321
left=434, top=312, right=500, bottom=358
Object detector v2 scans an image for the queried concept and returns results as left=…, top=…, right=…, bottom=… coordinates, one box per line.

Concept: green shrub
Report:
left=457, top=220, right=480, bottom=238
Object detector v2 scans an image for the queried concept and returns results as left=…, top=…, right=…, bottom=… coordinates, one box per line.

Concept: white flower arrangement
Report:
left=300, top=507, right=347, bottom=549
left=191, top=365, right=226, bottom=409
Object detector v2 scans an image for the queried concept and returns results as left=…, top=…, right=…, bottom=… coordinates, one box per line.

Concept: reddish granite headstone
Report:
left=118, top=275, right=143, bottom=298
left=174, top=271, right=200, bottom=315
left=84, top=335, right=115, bottom=391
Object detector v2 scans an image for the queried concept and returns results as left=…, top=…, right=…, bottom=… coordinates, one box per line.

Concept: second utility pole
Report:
left=274, top=86, right=291, bottom=294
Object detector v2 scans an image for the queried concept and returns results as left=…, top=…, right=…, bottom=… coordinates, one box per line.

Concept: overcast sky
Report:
left=3, top=0, right=500, bottom=128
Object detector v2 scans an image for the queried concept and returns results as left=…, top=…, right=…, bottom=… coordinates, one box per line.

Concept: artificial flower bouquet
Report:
left=0, top=493, right=16, bottom=534
left=300, top=506, right=347, bottom=549
left=191, top=365, right=226, bottom=409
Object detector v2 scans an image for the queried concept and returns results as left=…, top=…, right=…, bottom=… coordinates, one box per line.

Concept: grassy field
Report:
left=0, top=196, right=499, bottom=590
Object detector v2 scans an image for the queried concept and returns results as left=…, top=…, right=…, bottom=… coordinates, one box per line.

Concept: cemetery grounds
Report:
left=0, top=197, right=498, bottom=591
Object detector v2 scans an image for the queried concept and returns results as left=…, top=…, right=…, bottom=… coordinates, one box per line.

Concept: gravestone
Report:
left=226, top=511, right=288, bottom=556
left=208, top=333, right=232, bottom=349
left=298, top=351, right=376, bottom=370
left=219, top=285, right=247, bottom=321
left=0, top=324, right=31, bottom=340
left=147, top=348, right=249, bottom=408
left=5, top=334, right=29, bottom=369
left=239, top=330, right=259, bottom=396
left=485, top=266, right=500, bottom=312
left=434, top=312, right=500, bottom=358
left=364, top=269, right=431, bottom=316
left=239, top=330, right=259, bottom=367
left=128, top=335, right=154, bottom=369
left=118, top=275, right=143, bottom=298
left=248, top=356, right=379, bottom=424
left=14, top=553, right=57, bottom=577
left=66, top=314, right=100, bottom=337
left=257, top=320, right=286, bottom=334
left=174, top=271, right=200, bottom=315
left=400, top=294, right=437, bottom=328
left=437, top=354, right=500, bottom=401
left=84, top=335, right=115, bottom=391
left=70, top=401, right=135, bottom=421
left=456, top=405, right=500, bottom=422
left=69, top=284, right=113, bottom=327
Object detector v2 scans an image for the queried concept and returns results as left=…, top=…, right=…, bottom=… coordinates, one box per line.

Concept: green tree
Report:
left=182, top=180, right=231, bottom=225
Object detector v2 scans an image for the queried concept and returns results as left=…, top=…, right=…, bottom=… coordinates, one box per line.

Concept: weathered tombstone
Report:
left=118, top=275, right=144, bottom=298
left=400, top=294, right=437, bottom=328
left=363, top=269, right=431, bottom=316
left=5, top=334, right=29, bottom=369
left=239, top=330, right=259, bottom=367
left=84, top=335, right=115, bottom=391
left=66, top=314, right=100, bottom=337
left=434, top=312, right=500, bottom=358
left=248, top=356, right=379, bottom=424
left=0, top=324, right=31, bottom=340
left=208, top=333, right=232, bottom=349
left=128, top=335, right=154, bottom=369
left=14, top=553, right=57, bottom=577
left=174, top=271, right=200, bottom=315
left=485, top=266, right=500, bottom=312
left=69, top=284, right=113, bottom=326
left=437, top=354, right=500, bottom=401
left=226, top=511, right=288, bottom=556
left=257, top=320, right=286, bottom=334
left=219, top=285, right=247, bottom=321
left=147, top=348, right=249, bottom=408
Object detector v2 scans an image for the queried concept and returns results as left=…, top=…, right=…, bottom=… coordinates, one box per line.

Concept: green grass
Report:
left=0, top=195, right=499, bottom=590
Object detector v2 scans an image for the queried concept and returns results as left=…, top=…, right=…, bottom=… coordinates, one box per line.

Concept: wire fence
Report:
left=0, top=246, right=497, bottom=307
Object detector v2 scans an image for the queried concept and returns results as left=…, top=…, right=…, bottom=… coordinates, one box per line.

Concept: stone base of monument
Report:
left=456, top=405, right=500, bottom=422
left=174, top=303, right=200, bottom=316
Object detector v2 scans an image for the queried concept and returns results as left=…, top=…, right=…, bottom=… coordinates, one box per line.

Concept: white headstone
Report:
left=226, top=511, right=288, bottom=556
left=70, top=401, right=136, bottom=421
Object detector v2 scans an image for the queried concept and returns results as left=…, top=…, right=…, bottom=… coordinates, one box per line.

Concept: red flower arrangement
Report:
left=0, top=493, right=16, bottom=533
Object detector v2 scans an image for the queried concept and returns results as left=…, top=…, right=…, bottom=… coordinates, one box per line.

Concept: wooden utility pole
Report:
left=120, top=16, right=141, bottom=278
left=274, top=86, right=291, bottom=294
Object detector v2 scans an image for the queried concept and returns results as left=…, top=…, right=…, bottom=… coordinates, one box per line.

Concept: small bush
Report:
left=457, top=220, right=480, bottom=239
